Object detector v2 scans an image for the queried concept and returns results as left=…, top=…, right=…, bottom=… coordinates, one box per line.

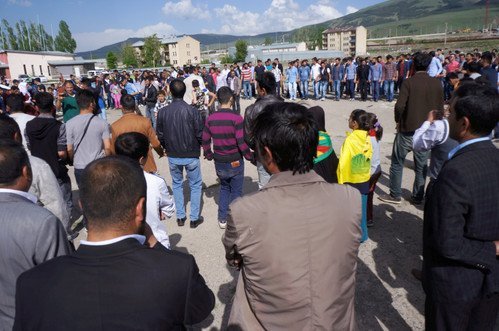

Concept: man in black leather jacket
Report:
left=156, top=79, right=205, bottom=228
left=243, top=71, right=283, bottom=188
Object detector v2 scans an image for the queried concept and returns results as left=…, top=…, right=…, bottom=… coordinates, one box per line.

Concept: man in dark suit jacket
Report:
left=14, top=156, right=215, bottom=330
left=379, top=52, right=444, bottom=205
left=422, top=83, right=499, bottom=330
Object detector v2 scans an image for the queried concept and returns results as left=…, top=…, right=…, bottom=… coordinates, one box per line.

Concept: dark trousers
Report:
left=232, top=95, right=240, bottom=114
left=425, top=294, right=499, bottom=331
left=367, top=171, right=382, bottom=221
left=359, top=79, right=368, bottom=100
left=58, top=175, right=73, bottom=221
left=389, top=133, right=429, bottom=200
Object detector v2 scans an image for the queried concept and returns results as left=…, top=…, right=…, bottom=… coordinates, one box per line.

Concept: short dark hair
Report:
left=6, top=94, right=25, bottom=113
left=217, top=86, right=233, bottom=105
left=350, top=109, right=370, bottom=131
left=0, top=139, right=30, bottom=187
left=452, top=83, right=499, bottom=136
left=114, top=132, right=149, bottom=162
left=253, top=102, right=318, bottom=174
left=413, top=52, right=432, bottom=71
left=76, top=89, right=95, bottom=110
left=121, top=94, right=136, bottom=111
left=80, top=156, right=146, bottom=230
left=170, top=79, right=186, bottom=99
left=468, top=62, right=481, bottom=73
left=257, top=71, right=277, bottom=95
left=35, top=92, right=54, bottom=113
left=192, top=79, right=200, bottom=88
left=0, top=113, right=20, bottom=140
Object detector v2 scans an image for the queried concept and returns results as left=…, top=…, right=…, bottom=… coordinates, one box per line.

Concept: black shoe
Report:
left=190, top=216, right=204, bottom=228
left=411, top=268, right=422, bottom=281
left=177, top=217, right=186, bottom=226
left=378, top=193, right=402, bottom=204
left=411, top=197, right=423, bottom=205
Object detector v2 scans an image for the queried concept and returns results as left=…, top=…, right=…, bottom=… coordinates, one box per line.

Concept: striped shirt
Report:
left=202, top=109, right=253, bottom=163
left=241, top=68, right=252, bottom=82
left=383, top=62, right=397, bottom=81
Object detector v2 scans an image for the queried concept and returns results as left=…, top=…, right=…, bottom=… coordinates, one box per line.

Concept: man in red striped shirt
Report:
left=202, top=87, right=254, bottom=229
left=240, top=63, right=253, bottom=100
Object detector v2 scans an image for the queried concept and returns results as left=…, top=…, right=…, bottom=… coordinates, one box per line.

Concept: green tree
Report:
left=121, top=43, right=138, bottom=68
left=142, top=34, right=162, bottom=67
left=1, top=19, right=17, bottom=50
left=264, top=37, right=272, bottom=46
left=220, top=55, right=235, bottom=64
left=28, top=22, right=41, bottom=51
left=106, top=51, right=118, bottom=69
left=234, top=39, right=248, bottom=62
left=54, top=20, right=76, bottom=53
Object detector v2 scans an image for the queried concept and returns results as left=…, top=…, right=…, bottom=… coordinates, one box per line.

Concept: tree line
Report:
left=0, top=19, right=77, bottom=53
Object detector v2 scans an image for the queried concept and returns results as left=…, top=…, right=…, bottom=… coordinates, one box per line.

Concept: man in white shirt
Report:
left=6, top=94, right=34, bottom=152
left=114, top=132, right=175, bottom=248
left=310, top=57, right=321, bottom=99
left=183, top=66, right=206, bottom=104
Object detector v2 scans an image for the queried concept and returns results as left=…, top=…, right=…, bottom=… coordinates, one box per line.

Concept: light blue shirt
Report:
left=286, top=66, right=298, bottom=83
left=124, top=82, right=138, bottom=95
left=345, top=64, right=356, bottom=80
left=299, top=66, right=311, bottom=81
left=427, top=57, right=443, bottom=77
left=448, top=137, right=490, bottom=159
left=369, top=63, right=383, bottom=81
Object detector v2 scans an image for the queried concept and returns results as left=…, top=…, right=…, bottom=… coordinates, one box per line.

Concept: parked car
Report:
left=18, top=74, right=31, bottom=82
left=35, top=75, right=48, bottom=83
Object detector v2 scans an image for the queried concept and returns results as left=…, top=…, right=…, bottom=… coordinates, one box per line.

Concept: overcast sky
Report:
left=2, top=0, right=383, bottom=52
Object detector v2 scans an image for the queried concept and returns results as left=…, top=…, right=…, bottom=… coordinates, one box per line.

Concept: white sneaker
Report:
left=218, top=220, right=227, bottom=229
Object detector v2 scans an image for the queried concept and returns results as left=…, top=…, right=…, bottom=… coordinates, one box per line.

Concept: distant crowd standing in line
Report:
left=0, top=47, right=498, bottom=330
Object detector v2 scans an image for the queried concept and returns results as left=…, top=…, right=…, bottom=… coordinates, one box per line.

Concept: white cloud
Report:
left=346, top=6, right=359, bottom=14
left=162, top=0, right=209, bottom=20
left=209, top=0, right=344, bottom=35
left=74, top=22, right=176, bottom=52
left=7, top=0, right=32, bottom=7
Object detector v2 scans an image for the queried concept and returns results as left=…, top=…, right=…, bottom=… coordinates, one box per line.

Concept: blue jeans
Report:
left=288, top=81, right=297, bottom=99
left=300, top=81, right=309, bottom=99
left=215, top=160, right=244, bottom=221
left=145, top=105, right=156, bottom=129
left=319, top=80, right=328, bottom=98
left=389, top=133, right=429, bottom=200
left=333, top=80, right=341, bottom=100
left=313, top=80, right=320, bottom=99
left=168, top=157, right=202, bottom=221
left=98, top=98, right=107, bottom=121
left=346, top=79, right=355, bottom=98
left=384, top=80, right=395, bottom=101
left=242, top=80, right=251, bottom=99
left=372, top=81, right=380, bottom=101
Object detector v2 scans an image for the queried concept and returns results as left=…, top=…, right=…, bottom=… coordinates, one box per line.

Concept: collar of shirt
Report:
left=38, top=113, right=54, bottom=119
left=80, top=234, right=146, bottom=247
left=0, top=188, right=37, bottom=203
left=448, top=136, right=490, bottom=159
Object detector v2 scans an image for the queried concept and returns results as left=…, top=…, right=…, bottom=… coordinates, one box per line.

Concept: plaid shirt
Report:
left=383, top=62, right=398, bottom=81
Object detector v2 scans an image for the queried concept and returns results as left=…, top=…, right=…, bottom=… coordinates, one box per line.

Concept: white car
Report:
left=18, top=74, right=31, bottom=82
left=35, top=75, right=48, bottom=83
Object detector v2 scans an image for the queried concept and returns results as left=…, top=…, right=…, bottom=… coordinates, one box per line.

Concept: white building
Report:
left=0, top=50, right=96, bottom=80
left=132, top=35, right=201, bottom=67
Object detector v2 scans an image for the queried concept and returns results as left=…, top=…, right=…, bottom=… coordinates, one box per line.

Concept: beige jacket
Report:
left=223, top=170, right=361, bottom=331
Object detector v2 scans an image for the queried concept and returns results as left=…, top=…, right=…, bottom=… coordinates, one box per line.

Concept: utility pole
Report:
left=444, top=22, right=448, bottom=47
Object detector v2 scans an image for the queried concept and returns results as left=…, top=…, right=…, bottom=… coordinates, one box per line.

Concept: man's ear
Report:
left=134, top=197, right=146, bottom=228
left=460, top=116, right=472, bottom=139
left=21, top=164, right=32, bottom=188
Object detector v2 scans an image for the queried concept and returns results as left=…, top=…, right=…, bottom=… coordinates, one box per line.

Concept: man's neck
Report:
left=80, top=108, right=94, bottom=115
left=122, top=109, right=135, bottom=115
left=86, top=229, right=136, bottom=242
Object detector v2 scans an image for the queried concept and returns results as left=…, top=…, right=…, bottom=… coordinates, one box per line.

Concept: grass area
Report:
left=368, top=6, right=499, bottom=38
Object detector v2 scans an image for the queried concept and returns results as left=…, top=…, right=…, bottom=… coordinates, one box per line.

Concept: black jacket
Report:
left=144, top=84, right=158, bottom=107
left=14, top=238, right=215, bottom=330
left=243, top=94, right=283, bottom=149
left=156, top=98, right=203, bottom=158
left=423, top=140, right=499, bottom=302
left=25, top=116, right=68, bottom=179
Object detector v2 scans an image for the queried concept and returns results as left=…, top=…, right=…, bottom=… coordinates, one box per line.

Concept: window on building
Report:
left=173, top=60, right=177, bottom=65
left=39, top=65, right=43, bottom=75
left=47, top=66, right=51, bottom=76
left=31, top=65, right=35, bottom=76
left=187, top=51, right=190, bottom=56
left=187, top=59, right=191, bottom=64
left=186, top=43, right=190, bottom=48
left=23, top=64, right=27, bottom=75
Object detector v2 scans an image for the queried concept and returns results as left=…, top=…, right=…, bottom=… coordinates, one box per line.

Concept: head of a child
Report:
left=192, top=79, right=200, bottom=90
left=114, top=132, right=149, bottom=168
left=348, top=109, right=370, bottom=131
left=157, top=90, right=166, bottom=103
left=366, top=112, right=383, bottom=141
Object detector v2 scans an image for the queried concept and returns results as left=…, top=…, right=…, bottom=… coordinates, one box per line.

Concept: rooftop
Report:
left=132, top=36, right=183, bottom=47
left=322, top=27, right=358, bottom=34
left=47, top=59, right=98, bottom=66
left=0, top=49, right=73, bottom=56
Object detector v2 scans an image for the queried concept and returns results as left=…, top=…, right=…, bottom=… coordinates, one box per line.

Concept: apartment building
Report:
left=132, top=35, right=201, bottom=67
left=322, top=26, right=367, bottom=56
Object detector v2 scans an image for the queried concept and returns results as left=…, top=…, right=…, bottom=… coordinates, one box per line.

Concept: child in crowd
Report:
left=337, top=109, right=373, bottom=242
left=192, top=79, right=215, bottom=122
left=154, top=90, right=168, bottom=122
left=366, top=113, right=383, bottom=227
left=110, top=80, right=121, bottom=109
left=412, top=107, right=458, bottom=193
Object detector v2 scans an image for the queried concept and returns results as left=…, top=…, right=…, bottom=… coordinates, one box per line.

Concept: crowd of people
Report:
left=0, top=47, right=498, bottom=330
